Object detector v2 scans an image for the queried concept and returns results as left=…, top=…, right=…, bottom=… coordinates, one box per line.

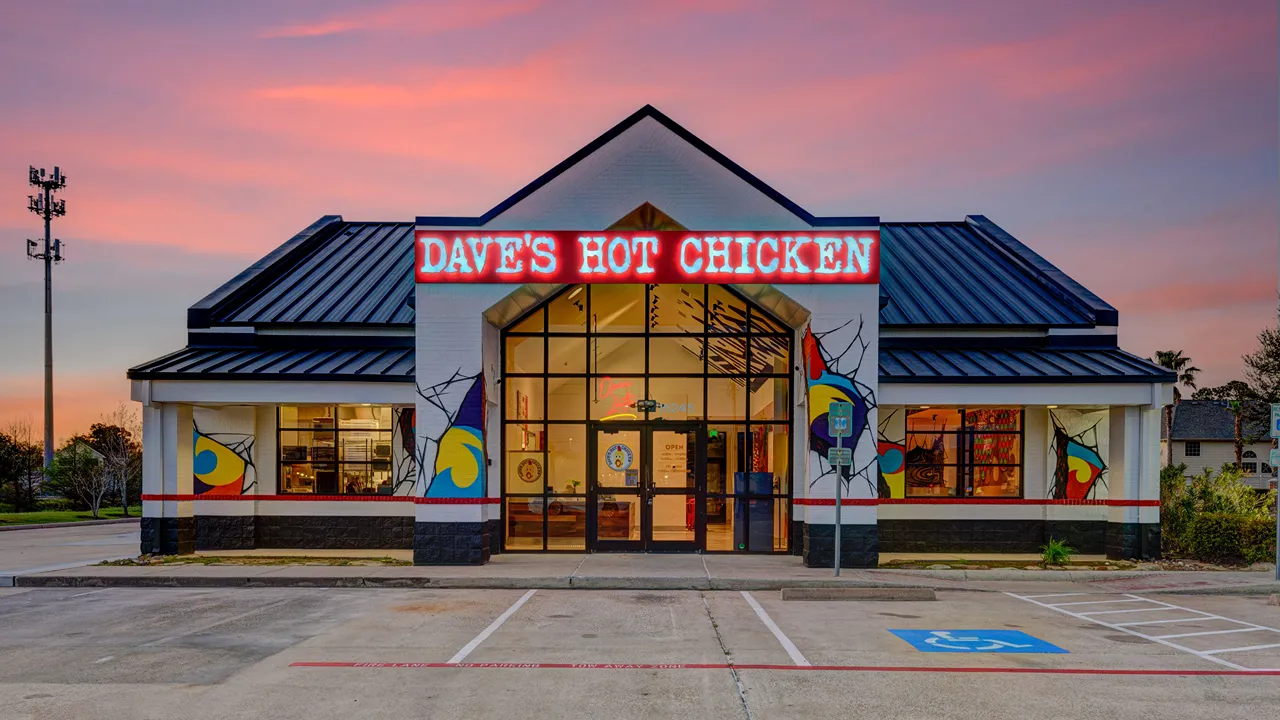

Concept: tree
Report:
left=1192, top=382, right=1270, bottom=469
left=45, top=440, right=109, bottom=518
left=1152, top=350, right=1202, bottom=465
left=88, top=404, right=142, bottom=516
left=1243, top=300, right=1280, bottom=401
left=0, top=420, right=42, bottom=512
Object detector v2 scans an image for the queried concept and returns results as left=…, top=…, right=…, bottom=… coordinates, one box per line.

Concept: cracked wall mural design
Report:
left=193, top=424, right=255, bottom=496
left=802, top=317, right=877, bottom=495
left=1050, top=409, right=1107, bottom=500
left=417, top=370, right=487, bottom=499
left=877, top=408, right=905, bottom=499
left=391, top=406, right=417, bottom=494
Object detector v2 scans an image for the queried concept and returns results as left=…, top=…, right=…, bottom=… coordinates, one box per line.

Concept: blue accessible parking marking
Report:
left=890, top=630, right=1068, bottom=654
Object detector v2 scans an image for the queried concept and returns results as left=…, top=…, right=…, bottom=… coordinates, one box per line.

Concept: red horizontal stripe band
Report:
left=414, top=497, right=501, bottom=505
left=793, top=499, right=879, bottom=506
left=289, top=661, right=1280, bottom=677
left=795, top=498, right=1160, bottom=507
left=141, top=493, right=414, bottom=502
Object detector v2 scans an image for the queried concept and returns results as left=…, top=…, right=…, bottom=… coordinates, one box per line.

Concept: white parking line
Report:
left=1051, top=598, right=1148, bottom=607
left=741, top=591, right=810, bottom=667
left=1019, top=593, right=1088, bottom=599
left=446, top=590, right=537, bottom=665
left=1007, top=592, right=1280, bottom=672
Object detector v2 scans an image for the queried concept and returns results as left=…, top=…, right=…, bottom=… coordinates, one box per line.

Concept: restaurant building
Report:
left=129, top=105, right=1174, bottom=566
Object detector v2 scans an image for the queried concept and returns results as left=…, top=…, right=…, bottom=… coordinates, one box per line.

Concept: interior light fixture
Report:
left=1046, top=405, right=1058, bottom=409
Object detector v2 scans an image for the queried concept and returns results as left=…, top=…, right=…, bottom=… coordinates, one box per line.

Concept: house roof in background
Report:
left=1166, top=400, right=1271, bottom=441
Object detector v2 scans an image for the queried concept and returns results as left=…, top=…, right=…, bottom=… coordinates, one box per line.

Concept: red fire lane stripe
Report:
left=793, top=498, right=1159, bottom=507
left=140, top=494, right=500, bottom=504
left=288, top=661, right=1280, bottom=676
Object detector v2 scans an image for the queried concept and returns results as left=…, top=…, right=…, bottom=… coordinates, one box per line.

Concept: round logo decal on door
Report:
left=517, top=458, right=543, bottom=484
left=604, top=443, right=634, bottom=472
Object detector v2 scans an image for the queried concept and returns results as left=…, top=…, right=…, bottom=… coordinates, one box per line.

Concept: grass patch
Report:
left=0, top=505, right=142, bottom=526
left=99, top=554, right=412, bottom=567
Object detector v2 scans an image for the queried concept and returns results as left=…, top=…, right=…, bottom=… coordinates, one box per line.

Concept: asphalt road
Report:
left=0, top=522, right=138, bottom=579
left=0, top=586, right=1276, bottom=719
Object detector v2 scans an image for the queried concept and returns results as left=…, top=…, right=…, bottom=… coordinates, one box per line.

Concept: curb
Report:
left=0, top=518, right=140, bottom=533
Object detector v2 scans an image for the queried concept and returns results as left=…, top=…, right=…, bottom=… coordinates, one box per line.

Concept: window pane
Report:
left=547, top=424, right=586, bottom=495
left=750, top=307, right=789, bottom=334
left=708, top=378, right=746, bottom=421
left=648, top=377, right=704, bottom=420
left=280, top=406, right=334, bottom=429
left=772, top=498, right=790, bottom=552
left=906, top=465, right=958, bottom=497
left=649, top=284, right=705, bottom=334
left=506, top=424, right=544, bottom=493
left=546, top=496, right=586, bottom=550
left=592, top=376, right=642, bottom=420
left=906, top=433, right=957, bottom=464
left=279, top=430, right=334, bottom=462
left=591, top=284, right=645, bottom=333
left=749, top=377, right=789, bottom=421
left=339, top=464, right=375, bottom=494
left=652, top=429, right=696, bottom=490
left=338, top=405, right=392, bottom=430
left=742, top=497, right=778, bottom=552
left=547, top=377, right=587, bottom=421
left=707, top=424, right=745, bottom=495
left=748, top=424, right=790, bottom=495
left=281, top=463, right=331, bottom=493
left=907, top=408, right=961, bottom=433
left=649, top=336, right=705, bottom=374
left=707, top=336, right=748, bottom=374
left=506, top=377, right=544, bottom=421
left=651, top=494, right=695, bottom=543
left=750, top=337, right=790, bottom=375
left=965, top=408, right=1021, bottom=432
left=973, top=432, right=1020, bottom=465
left=706, top=496, right=735, bottom=551
left=597, top=495, right=640, bottom=541
left=338, top=431, right=392, bottom=462
left=547, top=336, right=586, bottom=374
left=707, top=285, right=747, bottom=333
left=593, top=336, right=645, bottom=374
left=548, top=286, right=586, bottom=332
left=505, top=497, right=544, bottom=550
left=506, top=336, right=544, bottom=374
left=510, top=308, right=543, bottom=333
left=596, top=429, right=641, bottom=488
left=972, top=466, right=1020, bottom=497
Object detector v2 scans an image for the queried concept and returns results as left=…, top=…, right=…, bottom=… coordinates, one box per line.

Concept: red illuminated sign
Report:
left=414, top=230, right=879, bottom=284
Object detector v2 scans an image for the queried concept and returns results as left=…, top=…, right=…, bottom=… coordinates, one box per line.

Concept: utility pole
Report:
left=26, top=166, right=67, bottom=471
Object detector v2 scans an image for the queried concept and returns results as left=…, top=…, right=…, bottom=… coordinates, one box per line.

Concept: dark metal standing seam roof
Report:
left=878, top=221, right=1104, bottom=327
left=127, top=347, right=414, bottom=382
left=195, top=221, right=415, bottom=326
left=879, top=347, right=1176, bottom=383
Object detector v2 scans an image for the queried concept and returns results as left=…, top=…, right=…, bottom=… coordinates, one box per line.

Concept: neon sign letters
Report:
left=414, top=230, right=879, bottom=284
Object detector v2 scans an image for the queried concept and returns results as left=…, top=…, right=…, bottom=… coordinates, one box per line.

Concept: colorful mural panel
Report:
left=876, top=408, right=905, bottom=499
left=802, top=321, right=877, bottom=493
left=419, top=372, right=487, bottom=499
left=1050, top=410, right=1107, bottom=500
left=192, top=425, right=254, bottom=496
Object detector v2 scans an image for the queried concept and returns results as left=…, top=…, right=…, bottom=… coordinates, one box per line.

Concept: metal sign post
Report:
left=828, top=401, right=854, bottom=577
left=1272, top=404, right=1280, bottom=582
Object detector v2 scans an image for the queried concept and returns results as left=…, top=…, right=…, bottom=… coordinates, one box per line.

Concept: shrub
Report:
left=1242, top=516, right=1277, bottom=565
left=1162, top=463, right=1276, bottom=562
left=1186, top=512, right=1246, bottom=563
left=36, top=497, right=77, bottom=512
left=1040, top=537, right=1074, bottom=567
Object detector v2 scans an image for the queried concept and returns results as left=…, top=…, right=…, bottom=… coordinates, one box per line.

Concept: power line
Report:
left=26, top=165, right=66, bottom=470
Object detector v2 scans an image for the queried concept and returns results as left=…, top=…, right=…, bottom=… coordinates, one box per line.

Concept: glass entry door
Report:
left=591, top=423, right=704, bottom=552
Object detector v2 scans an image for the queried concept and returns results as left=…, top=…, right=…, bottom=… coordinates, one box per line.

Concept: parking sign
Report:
left=1272, top=404, right=1280, bottom=439
left=829, top=401, right=853, bottom=438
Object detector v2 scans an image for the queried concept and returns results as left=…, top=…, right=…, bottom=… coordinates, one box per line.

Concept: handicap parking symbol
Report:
left=890, top=629, right=1067, bottom=654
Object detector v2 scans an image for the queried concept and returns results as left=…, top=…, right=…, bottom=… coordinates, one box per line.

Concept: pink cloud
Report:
left=259, top=0, right=542, bottom=39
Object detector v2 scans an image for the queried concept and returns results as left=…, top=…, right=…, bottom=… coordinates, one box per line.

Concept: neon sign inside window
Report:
left=414, top=230, right=879, bottom=284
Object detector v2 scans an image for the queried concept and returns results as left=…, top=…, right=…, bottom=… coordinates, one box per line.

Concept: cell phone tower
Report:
left=27, top=165, right=67, bottom=470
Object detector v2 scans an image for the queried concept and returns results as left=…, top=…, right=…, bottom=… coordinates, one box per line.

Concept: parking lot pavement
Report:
left=1, top=587, right=1278, bottom=720
left=0, top=522, right=138, bottom=579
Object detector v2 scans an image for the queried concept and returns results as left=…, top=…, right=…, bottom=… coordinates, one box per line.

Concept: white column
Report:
left=158, top=403, right=194, bottom=554
left=140, top=401, right=164, bottom=553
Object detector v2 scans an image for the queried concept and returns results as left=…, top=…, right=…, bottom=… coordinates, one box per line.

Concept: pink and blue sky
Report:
left=0, top=0, right=1276, bottom=440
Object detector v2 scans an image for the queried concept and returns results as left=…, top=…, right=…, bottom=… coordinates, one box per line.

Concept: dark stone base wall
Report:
left=790, top=520, right=804, bottom=556
left=254, top=516, right=413, bottom=550
left=1106, top=522, right=1161, bottom=560
left=486, top=519, right=502, bottom=556
left=879, top=519, right=1106, bottom=555
left=802, top=523, right=879, bottom=568
left=196, top=516, right=256, bottom=551
left=141, top=516, right=195, bottom=555
left=414, top=521, right=491, bottom=565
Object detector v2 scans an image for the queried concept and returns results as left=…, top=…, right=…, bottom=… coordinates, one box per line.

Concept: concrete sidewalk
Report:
left=10, top=552, right=1279, bottom=595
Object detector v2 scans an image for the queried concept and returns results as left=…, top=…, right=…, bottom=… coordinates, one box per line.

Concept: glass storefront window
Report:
left=547, top=336, right=586, bottom=375
left=904, top=407, right=1023, bottom=498
left=707, top=285, right=748, bottom=333
left=279, top=405, right=393, bottom=494
left=749, top=336, right=790, bottom=375
left=506, top=377, right=545, bottom=422
left=649, top=284, right=705, bottom=334
left=547, top=424, right=586, bottom=495
left=505, top=336, right=544, bottom=374
left=510, top=308, right=544, bottom=333
left=707, top=337, right=747, bottom=375
left=649, top=336, right=705, bottom=375
left=648, top=376, right=704, bottom=420
left=591, top=285, right=645, bottom=333
left=591, top=376, right=643, bottom=420
left=593, top=336, right=645, bottom=374
left=707, top=378, right=746, bottom=421
left=547, top=378, right=587, bottom=421
left=548, top=287, right=586, bottom=332
left=749, top=378, right=789, bottom=421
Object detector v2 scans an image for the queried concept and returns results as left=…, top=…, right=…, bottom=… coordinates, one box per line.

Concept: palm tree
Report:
left=1152, top=350, right=1202, bottom=466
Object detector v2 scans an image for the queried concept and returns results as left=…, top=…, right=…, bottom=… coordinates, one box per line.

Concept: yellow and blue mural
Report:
left=193, top=426, right=254, bottom=496
left=876, top=408, right=906, bottom=499
left=1050, top=410, right=1107, bottom=500
left=424, top=374, right=487, bottom=499
left=802, top=324, right=877, bottom=493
